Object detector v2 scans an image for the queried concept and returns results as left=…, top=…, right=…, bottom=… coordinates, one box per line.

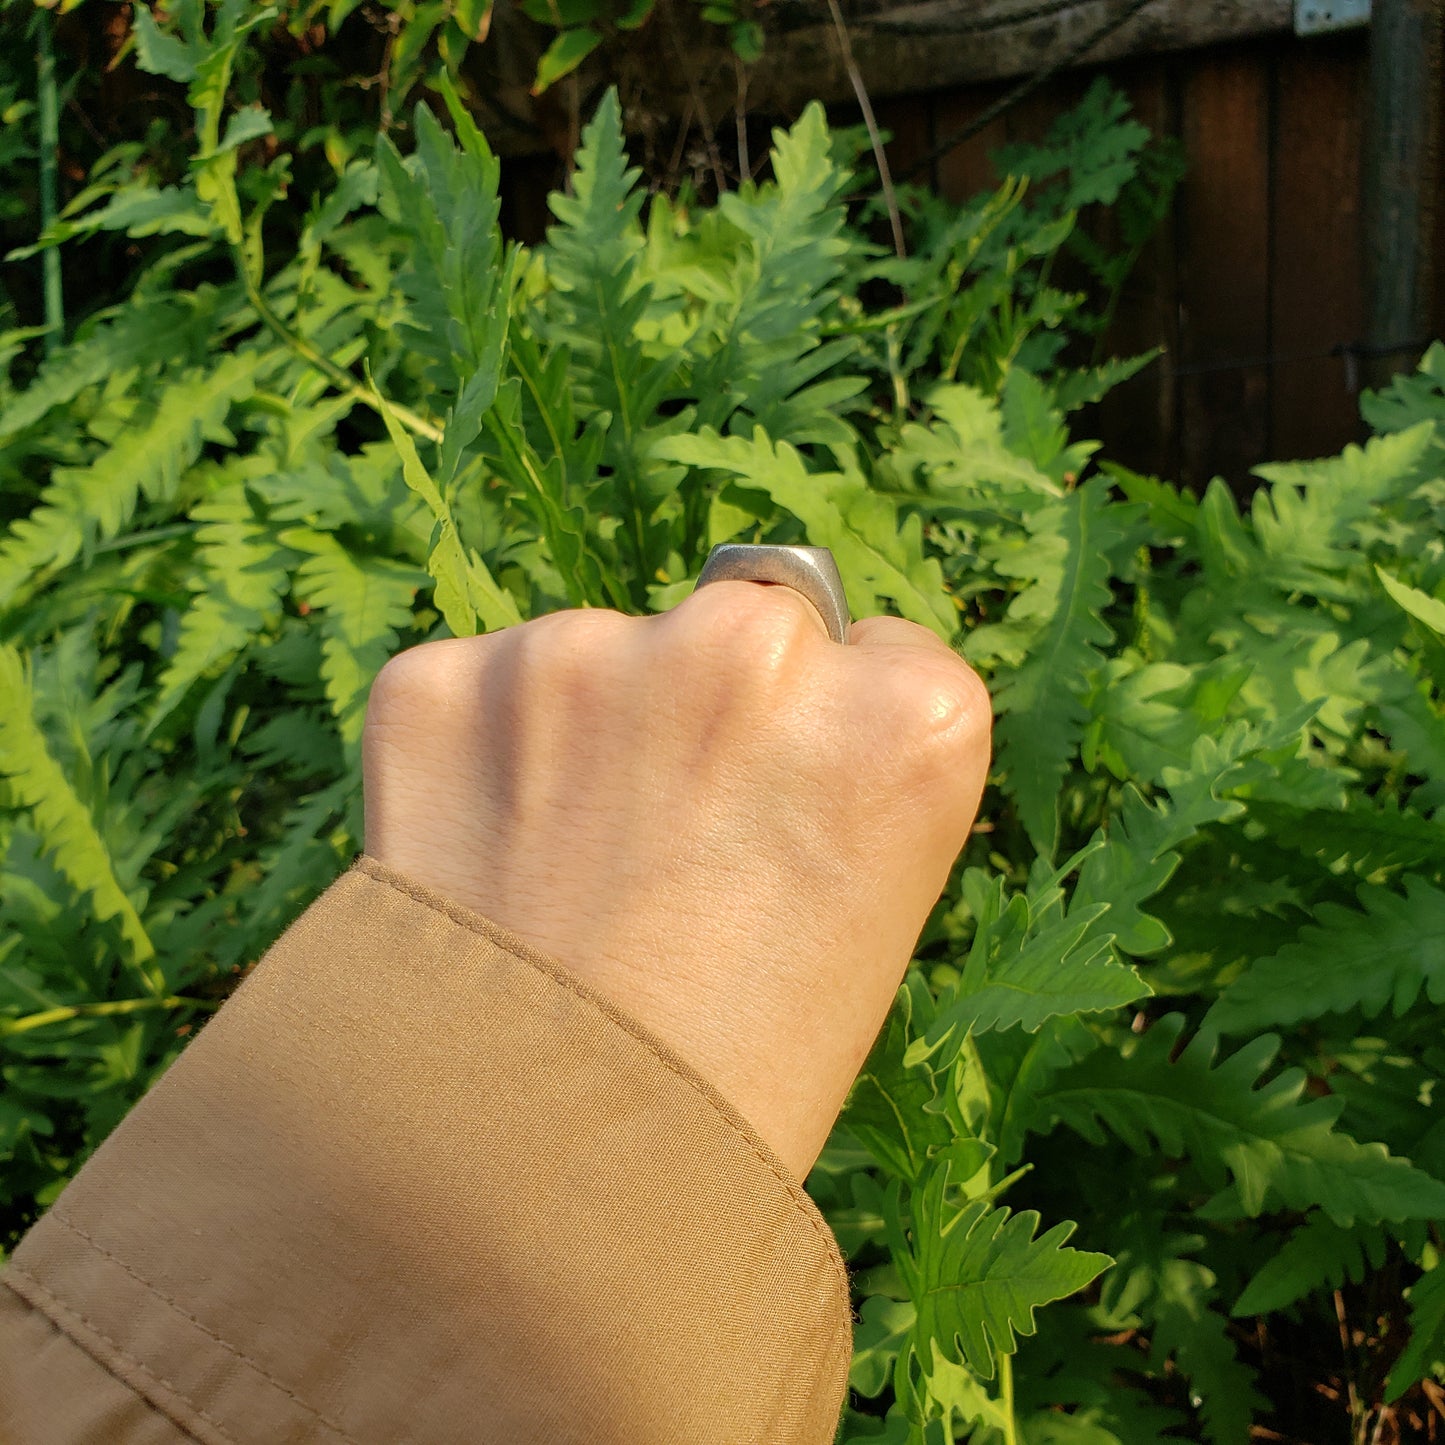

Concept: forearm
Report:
left=1, top=859, right=851, bottom=1445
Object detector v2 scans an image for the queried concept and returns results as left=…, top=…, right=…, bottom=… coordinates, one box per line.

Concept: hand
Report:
left=362, top=583, right=991, bottom=1180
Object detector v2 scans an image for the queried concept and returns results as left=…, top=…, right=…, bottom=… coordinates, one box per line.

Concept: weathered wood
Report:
left=1269, top=32, right=1367, bottom=461
left=931, top=81, right=1010, bottom=202
left=465, top=0, right=1294, bottom=156
left=1361, top=0, right=1443, bottom=389
left=1095, top=54, right=1181, bottom=482
left=1176, top=43, right=1272, bottom=490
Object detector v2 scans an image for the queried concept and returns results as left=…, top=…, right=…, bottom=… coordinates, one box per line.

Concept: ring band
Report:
left=695, top=544, right=851, bottom=645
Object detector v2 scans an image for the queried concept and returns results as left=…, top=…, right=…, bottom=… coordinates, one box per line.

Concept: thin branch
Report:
left=2, top=994, right=219, bottom=1038
left=241, top=260, right=444, bottom=443
left=733, top=52, right=750, bottom=182
left=36, top=8, right=64, bottom=354
left=825, top=0, right=905, bottom=258
left=900, top=0, right=1158, bottom=182
left=664, top=2, right=728, bottom=194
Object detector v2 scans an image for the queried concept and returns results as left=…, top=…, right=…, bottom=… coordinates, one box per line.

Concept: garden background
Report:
left=2, top=1, right=1445, bottom=1441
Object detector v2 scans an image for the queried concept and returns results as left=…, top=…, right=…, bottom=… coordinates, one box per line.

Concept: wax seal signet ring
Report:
left=695, top=543, right=851, bottom=645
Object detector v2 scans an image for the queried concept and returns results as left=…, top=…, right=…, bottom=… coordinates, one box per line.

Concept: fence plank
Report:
left=1176, top=43, right=1272, bottom=490
left=1270, top=33, right=1367, bottom=463
left=1095, top=55, right=1181, bottom=482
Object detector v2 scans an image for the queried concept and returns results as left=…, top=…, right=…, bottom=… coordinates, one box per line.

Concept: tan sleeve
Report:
left=0, top=857, right=852, bottom=1445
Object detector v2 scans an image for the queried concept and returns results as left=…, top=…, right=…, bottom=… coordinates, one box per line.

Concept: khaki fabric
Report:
left=0, top=857, right=853, bottom=1444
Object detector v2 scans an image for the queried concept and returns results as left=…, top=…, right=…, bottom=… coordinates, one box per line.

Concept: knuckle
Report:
left=890, top=653, right=993, bottom=768
left=367, top=639, right=457, bottom=718
left=519, top=608, right=633, bottom=684
left=678, top=581, right=822, bottom=667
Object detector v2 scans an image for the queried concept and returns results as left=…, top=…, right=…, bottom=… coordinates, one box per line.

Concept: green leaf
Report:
left=1208, top=876, right=1445, bottom=1033
left=967, top=479, right=1135, bottom=857
left=283, top=532, right=425, bottom=751
left=0, top=647, right=154, bottom=969
left=851, top=1295, right=916, bottom=1397
left=1385, top=1264, right=1445, bottom=1401
left=149, top=479, right=296, bottom=725
left=1040, top=1015, right=1445, bottom=1226
left=132, top=4, right=198, bottom=82
left=904, top=1186, right=1111, bottom=1380
left=1232, top=1214, right=1390, bottom=1316
left=658, top=428, right=956, bottom=635
left=1149, top=1254, right=1267, bottom=1444
left=376, top=394, right=521, bottom=636
left=1377, top=565, right=1445, bottom=637
left=0, top=350, right=267, bottom=610
left=531, top=27, right=602, bottom=93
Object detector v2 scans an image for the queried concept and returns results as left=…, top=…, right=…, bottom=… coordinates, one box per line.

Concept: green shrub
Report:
left=2, top=7, right=1442, bottom=1439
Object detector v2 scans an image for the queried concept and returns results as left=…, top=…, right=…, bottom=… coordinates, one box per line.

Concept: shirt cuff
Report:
left=3, top=856, right=852, bottom=1445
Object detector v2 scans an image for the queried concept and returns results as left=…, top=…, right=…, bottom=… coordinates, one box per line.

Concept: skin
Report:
left=362, top=580, right=991, bottom=1182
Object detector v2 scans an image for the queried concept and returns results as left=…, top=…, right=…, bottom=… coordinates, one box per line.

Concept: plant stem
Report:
left=825, top=0, right=905, bottom=259
left=999, top=1349, right=1019, bottom=1445
left=238, top=258, right=443, bottom=443
left=36, top=7, right=64, bottom=354
left=2, top=995, right=219, bottom=1038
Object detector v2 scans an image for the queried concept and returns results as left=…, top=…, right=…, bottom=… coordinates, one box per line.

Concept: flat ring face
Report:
left=695, top=544, right=851, bottom=645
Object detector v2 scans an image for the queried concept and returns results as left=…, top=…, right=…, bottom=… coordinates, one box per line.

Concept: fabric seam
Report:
left=31, top=1211, right=356, bottom=1444
left=3, top=1266, right=230, bottom=1445
left=352, top=855, right=853, bottom=1306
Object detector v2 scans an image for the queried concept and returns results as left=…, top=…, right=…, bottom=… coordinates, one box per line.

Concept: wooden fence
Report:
left=873, top=27, right=1445, bottom=490
left=498, top=20, right=1444, bottom=491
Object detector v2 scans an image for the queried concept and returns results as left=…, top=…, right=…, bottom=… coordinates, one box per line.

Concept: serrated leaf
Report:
left=905, top=1190, right=1111, bottom=1380
left=1385, top=1264, right=1445, bottom=1401
left=284, top=533, right=425, bottom=750
left=967, top=479, right=1132, bottom=857
left=658, top=428, right=955, bottom=634
left=132, top=4, right=198, bottom=82
left=1208, top=876, right=1445, bottom=1033
left=376, top=393, right=521, bottom=636
left=0, top=350, right=266, bottom=610
left=1232, top=1214, right=1390, bottom=1316
left=1040, top=1015, right=1445, bottom=1226
left=0, top=647, right=153, bottom=968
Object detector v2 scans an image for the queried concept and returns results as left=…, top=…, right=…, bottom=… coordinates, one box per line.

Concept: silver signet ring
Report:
left=695, top=543, right=851, bottom=645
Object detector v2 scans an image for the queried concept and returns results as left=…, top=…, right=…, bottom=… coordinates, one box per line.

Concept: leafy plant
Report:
left=1, top=8, right=1442, bottom=1440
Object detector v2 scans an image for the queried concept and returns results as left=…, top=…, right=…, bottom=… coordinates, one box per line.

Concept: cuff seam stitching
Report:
left=3, top=1264, right=233, bottom=1445
left=353, top=855, right=851, bottom=1307
left=31, top=1212, right=356, bottom=1444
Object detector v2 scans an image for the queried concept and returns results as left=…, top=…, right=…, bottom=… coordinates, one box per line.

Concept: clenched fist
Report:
left=362, top=582, right=990, bottom=1180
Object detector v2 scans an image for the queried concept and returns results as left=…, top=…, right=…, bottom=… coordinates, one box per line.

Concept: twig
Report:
left=824, top=0, right=905, bottom=258
left=876, top=0, right=1100, bottom=35
left=900, top=0, right=1158, bottom=182
left=733, top=52, right=750, bottom=182
left=36, top=8, right=64, bottom=354
left=2, top=995, right=219, bottom=1037
left=664, top=2, right=727, bottom=194
left=240, top=260, right=443, bottom=443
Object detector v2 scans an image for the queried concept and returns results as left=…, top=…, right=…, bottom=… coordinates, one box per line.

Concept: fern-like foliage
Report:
left=1039, top=1015, right=1445, bottom=1225
left=0, top=646, right=153, bottom=966
left=694, top=102, right=860, bottom=444
left=1232, top=1213, right=1391, bottom=1316
left=892, top=1172, right=1111, bottom=1383
left=659, top=428, right=956, bottom=635
left=283, top=532, right=425, bottom=754
left=967, top=478, right=1136, bottom=857
left=1386, top=1264, right=1445, bottom=1402
left=0, top=351, right=265, bottom=609
left=1208, top=875, right=1445, bottom=1033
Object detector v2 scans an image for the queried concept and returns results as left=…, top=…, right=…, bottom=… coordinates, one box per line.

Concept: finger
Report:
left=668, top=576, right=835, bottom=643
left=847, top=614, right=961, bottom=657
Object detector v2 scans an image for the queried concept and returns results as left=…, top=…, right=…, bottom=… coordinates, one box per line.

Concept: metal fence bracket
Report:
left=1294, top=0, right=1371, bottom=35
